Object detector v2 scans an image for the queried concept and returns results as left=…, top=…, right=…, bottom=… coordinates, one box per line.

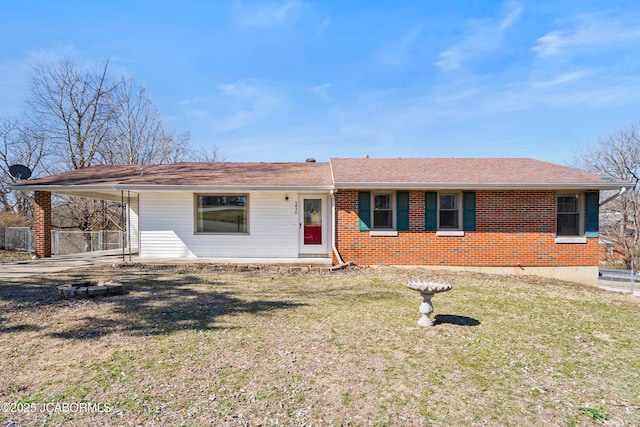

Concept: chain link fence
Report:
left=1, top=226, right=125, bottom=256
left=51, top=230, right=124, bottom=256
left=598, top=269, right=636, bottom=294
left=0, top=226, right=34, bottom=254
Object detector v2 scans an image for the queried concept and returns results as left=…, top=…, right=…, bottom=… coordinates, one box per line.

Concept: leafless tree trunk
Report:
left=26, top=57, right=117, bottom=170
left=576, top=125, right=640, bottom=269
left=107, top=77, right=191, bottom=165
left=0, top=118, right=48, bottom=219
left=4, top=56, right=222, bottom=233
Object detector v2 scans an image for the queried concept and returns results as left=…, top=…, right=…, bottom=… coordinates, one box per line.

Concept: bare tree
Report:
left=106, top=77, right=191, bottom=165
left=187, top=144, right=227, bottom=163
left=0, top=118, right=48, bottom=218
left=5, top=56, right=223, bottom=234
left=576, top=125, right=640, bottom=268
left=26, top=57, right=117, bottom=170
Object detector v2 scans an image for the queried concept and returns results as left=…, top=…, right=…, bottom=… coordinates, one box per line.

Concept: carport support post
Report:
left=34, top=191, right=52, bottom=258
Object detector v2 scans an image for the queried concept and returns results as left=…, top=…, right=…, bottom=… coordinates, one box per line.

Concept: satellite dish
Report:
left=9, top=164, right=32, bottom=181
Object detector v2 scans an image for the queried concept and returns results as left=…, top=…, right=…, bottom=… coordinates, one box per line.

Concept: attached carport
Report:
left=16, top=186, right=139, bottom=260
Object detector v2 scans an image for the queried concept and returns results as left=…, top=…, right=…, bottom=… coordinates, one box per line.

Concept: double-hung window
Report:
left=373, top=193, right=394, bottom=229
left=358, top=191, right=409, bottom=234
left=557, top=194, right=581, bottom=236
left=439, top=193, right=462, bottom=230
left=195, top=194, right=248, bottom=234
left=425, top=191, right=474, bottom=234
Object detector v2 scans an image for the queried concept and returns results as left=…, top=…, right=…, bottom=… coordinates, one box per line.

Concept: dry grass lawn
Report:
left=0, top=264, right=639, bottom=426
left=0, top=251, right=32, bottom=264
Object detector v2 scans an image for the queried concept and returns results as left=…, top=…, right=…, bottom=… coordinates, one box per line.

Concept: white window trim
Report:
left=556, top=193, right=584, bottom=241
left=436, top=230, right=465, bottom=237
left=194, top=193, right=250, bottom=235
left=371, top=192, right=397, bottom=231
left=555, top=236, right=587, bottom=244
left=370, top=230, right=399, bottom=237
left=438, top=192, right=463, bottom=231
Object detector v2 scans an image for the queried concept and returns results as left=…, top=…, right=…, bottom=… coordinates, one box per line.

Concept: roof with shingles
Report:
left=15, top=162, right=334, bottom=188
left=330, top=157, right=628, bottom=189
left=11, top=158, right=630, bottom=192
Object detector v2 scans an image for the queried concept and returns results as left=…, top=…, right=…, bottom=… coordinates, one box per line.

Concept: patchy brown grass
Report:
left=0, top=265, right=638, bottom=426
left=0, top=251, right=32, bottom=264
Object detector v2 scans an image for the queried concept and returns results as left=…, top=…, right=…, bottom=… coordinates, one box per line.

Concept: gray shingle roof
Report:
left=12, top=158, right=630, bottom=192
left=15, top=162, right=333, bottom=188
left=330, top=158, right=628, bottom=189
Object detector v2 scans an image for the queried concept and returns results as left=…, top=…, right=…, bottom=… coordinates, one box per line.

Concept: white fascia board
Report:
left=11, top=184, right=334, bottom=193
left=334, top=182, right=633, bottom=191
left=118, top=185, right=334, bottom=192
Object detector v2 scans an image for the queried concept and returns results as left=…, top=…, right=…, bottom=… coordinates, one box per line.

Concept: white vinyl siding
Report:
left=138, top=191, right=303, bottom=258
left=128, top=196, right=140, bottom=252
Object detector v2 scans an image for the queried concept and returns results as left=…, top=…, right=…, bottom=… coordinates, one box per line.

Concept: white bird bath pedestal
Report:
left=405, top=281, right=452, bottom=326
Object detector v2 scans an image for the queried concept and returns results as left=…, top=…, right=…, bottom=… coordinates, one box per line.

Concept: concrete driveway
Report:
left=0, top=250, right=133, bottom=280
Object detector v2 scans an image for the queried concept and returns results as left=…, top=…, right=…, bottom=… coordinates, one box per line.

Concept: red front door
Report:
left=303, top=198, right=322, bottom=245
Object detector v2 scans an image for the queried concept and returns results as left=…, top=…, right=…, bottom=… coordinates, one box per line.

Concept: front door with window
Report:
left=299, top=195, right=328, bottom=255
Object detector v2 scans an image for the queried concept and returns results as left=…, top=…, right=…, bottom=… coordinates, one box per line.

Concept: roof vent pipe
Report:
left=306, top=158, right=316, bottom=163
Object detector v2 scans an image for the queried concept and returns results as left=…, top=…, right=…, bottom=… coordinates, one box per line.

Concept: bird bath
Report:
left=405, top=281, right=452, bottom=326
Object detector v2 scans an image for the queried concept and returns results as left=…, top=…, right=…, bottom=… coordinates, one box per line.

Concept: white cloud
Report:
left=435, top=2, right=523, bottom=72
left=311, top=83, right=331, bottom=101
left=377, top=24, right=425, bottom=66
left=333, top=66, right=640, bottom=139
left=317, top=16, right=331, bottom=34
left=533, top=14, right=640, bottom=57
left=434, top=47, right=465, bottom=73
left=530, top=70, right=590, bottom=89
left=215, top=81, right=284, bottom=131
left=499, top=3, right=523, bottom=30
left=237, top=1, right=301, bottom=28
left=186, top=80, right=285, bottom=132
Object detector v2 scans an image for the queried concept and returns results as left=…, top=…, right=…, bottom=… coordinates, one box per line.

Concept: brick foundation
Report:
left=335, top=190, right=599, bottom=267
left=34, top=191, right=52, bottom=258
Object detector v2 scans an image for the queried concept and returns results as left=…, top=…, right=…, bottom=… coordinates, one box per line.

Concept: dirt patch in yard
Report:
left=0, top=265, right=638, bottom=426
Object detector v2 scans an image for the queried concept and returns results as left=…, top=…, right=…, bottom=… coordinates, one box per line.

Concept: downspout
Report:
left=599, top=186, right=627, bottom=207
left=330, top=189, right=345, bottom=265
left=127, top=190, right=132, bottom=262
left=121, top=190, right=125, bottom=262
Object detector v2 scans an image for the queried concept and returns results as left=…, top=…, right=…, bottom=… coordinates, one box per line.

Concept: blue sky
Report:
left=2, top=1, right=640, bottom=165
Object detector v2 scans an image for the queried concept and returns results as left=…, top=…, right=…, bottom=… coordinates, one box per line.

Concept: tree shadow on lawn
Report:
left=0, top=273, right=306, bottom=340
left=434, top=314, right=481, bottom=326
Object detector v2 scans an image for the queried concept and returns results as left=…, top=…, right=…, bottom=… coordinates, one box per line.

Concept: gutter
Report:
left=13, top=181, right=631, bottom=193
left=333, top=182, right=631, bottom=191
left=9, top=184, right=335, bottom=193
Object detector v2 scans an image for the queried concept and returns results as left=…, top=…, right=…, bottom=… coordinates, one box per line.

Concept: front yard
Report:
left=0, top=264, right=638, bottom=426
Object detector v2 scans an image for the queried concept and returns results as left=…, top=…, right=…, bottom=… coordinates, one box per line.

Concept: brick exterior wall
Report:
left=334, top=190, right=599, bottom=267
left=33, top=191, right=52, bottom=258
